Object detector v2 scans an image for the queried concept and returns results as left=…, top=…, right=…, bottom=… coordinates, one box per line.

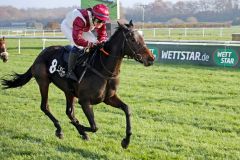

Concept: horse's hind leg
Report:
left=104, top=94, right=132, bottom=149
left=37, top=78, right=63, bottom=139
left=65, top=93, right=88, bottom=140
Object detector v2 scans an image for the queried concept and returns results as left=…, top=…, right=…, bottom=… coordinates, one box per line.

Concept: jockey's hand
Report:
left=89, top=41, right=105, bottom=49
left=88, top=41, right=99, bottom=49
left=97, top=41, right=105, bottom=48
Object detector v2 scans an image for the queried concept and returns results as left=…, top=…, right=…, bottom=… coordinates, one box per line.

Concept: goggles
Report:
left=95, top=18, right=106, bottom=24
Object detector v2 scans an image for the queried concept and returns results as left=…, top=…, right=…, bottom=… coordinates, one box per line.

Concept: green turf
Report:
left=0, top=39, right=240, bottom=159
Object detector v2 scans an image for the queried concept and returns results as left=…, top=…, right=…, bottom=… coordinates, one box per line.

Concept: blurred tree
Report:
left=186, top=17, right=198, bottom=23
left=197, top=0, right=213, bottom=12
left=29, top=22, right=43, bottom=29
left=45, top=22, right=60, bottom=30
left=167, top=18, right=184, bottom=24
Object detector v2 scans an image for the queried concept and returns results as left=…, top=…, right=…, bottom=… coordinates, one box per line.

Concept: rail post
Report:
left=18, top=38, right=21, bottom=54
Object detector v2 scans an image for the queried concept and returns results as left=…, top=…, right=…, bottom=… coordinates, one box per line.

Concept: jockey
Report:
left=61, top=4, right=110, bottom=80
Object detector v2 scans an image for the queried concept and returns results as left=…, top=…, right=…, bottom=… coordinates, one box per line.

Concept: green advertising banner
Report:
left=146, top=42, right=240, bottom=67
left=81, top=0, right=118, bottom=20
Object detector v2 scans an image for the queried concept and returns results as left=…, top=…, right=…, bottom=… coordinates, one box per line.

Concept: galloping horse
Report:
left=1, top=21, right=154, bottom=148
left=0, top=37, right=8, bottom=62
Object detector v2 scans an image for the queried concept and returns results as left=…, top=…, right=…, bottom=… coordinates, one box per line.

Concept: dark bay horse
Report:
left=0, top=37, right=8, bottom=62
left=1, top=21, right=154, bottom=149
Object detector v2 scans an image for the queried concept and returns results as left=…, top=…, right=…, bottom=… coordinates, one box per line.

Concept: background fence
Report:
left=141, top=27, right=240, bottom=40
left=0, top=29, right=64, bottom=38
left=3, top=26, right=240, bottom=68
left=1, top=26, right=240, bottom=40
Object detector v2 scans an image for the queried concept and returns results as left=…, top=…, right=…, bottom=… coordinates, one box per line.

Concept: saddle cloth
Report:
left=47, top=45, right=95, bottom=78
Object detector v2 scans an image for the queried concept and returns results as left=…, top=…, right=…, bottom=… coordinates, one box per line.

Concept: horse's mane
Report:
left=106, top=27, right=122, bottom=43
left=107, top=23, right=133, bottom=43
left=81, top=26, right=127, bottom=77
left=86, top=22, right=132, bottom=65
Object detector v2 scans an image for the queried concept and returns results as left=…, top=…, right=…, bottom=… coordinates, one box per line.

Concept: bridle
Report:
left=122, top=29, right=146, bottom=62
left=100, top=28, right=146, bottom=60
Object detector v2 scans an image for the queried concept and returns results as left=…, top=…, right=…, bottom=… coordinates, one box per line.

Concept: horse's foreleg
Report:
left=104, top=94, right=132, bottom=149
left=80, top=102, right=98, bottom=133
left=65, top=94, right=88, bottom=140
left=38, top=79, right=63, bottom=139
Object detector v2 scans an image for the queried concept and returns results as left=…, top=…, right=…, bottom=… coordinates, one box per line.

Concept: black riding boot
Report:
left=66, top=48, right=79, bottom=81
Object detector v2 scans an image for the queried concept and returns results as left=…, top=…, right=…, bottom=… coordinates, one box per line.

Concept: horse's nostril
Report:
left=148, top=56, right=154, bottom=61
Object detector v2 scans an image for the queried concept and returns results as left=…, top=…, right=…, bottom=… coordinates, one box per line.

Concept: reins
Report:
left=85, top=63, right=117, bottom=80
left=83, top=28, right=144, bottom=81
left=81, top=48, right=118, bottom=81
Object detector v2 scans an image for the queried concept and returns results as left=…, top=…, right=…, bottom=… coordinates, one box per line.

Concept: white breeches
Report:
left=61, top=19, right=97, bottom=49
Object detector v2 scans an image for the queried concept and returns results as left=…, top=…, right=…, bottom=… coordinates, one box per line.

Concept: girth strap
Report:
left=85, top=63, right=117, bottom=80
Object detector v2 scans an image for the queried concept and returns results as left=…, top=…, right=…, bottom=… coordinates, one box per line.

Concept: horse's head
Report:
left=0, top=37, right=8, bottom=63
left=117, top=20, right=155, bottom=66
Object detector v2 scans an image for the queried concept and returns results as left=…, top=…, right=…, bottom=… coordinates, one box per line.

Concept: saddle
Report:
left=47, top=45, right=99, bottom=84
left=61, top=45, right=97, bottom=83
left=62, top=45, right=93, bottom=66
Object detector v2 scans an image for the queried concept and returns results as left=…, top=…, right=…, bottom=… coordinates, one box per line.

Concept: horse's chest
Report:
left=95, top=81, right=118, bottom=103
left=105, top=79, right=119, bottom=97
left=78, top=79, right=119, bottom=105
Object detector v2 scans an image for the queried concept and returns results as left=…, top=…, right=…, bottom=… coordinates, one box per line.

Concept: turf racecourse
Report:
left=0, top=40, right=240, bottom=159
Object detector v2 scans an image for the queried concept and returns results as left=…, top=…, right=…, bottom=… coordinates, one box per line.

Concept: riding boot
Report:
left=66, top=49, right=78, bottom=81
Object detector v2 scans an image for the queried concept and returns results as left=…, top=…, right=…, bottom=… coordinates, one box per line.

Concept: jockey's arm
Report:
left=72, top=17, right=90, bottom=47
left=96, top=23, right=108, bottom=43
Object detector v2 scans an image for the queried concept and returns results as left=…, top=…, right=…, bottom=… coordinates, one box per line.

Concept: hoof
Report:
left=121, top=138, right=129, bottom=149
left=55, top=131, right=64, bottom=139
left=82, top=134, right=89, bottom=141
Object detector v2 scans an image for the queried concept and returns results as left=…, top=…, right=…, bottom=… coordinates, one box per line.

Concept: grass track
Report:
left=0, top=40, right=240, bottom=159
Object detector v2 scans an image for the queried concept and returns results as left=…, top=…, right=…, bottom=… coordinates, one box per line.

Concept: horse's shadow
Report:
left=3, top=129, right=108, bottom=159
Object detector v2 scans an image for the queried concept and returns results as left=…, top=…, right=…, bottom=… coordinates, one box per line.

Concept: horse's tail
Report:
left=1, top=67, right=33, bottom=89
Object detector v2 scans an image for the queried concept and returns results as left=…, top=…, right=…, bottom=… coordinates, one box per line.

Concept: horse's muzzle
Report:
left=0, top=52, right=8, bottom=63
left=143, top=57, right=154, bottom=66
left=144, top=61, right=154, bottom=66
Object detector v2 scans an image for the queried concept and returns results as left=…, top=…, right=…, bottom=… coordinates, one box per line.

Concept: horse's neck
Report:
left=102, top=38, right=124, bottom=76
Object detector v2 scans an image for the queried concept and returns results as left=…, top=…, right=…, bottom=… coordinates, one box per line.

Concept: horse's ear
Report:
left=117, top=21, right=128, bottom=30
left=129, top=20, right=133, bottom=27
left=117, top=21, right=122, bottom=27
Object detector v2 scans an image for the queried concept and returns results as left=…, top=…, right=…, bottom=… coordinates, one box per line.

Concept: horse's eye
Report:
left=129, top=35, right=136, bottom=42
left=131, top=37, right=135, bottom=42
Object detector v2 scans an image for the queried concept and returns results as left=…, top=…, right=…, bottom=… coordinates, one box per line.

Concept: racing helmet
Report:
left=92, top=4, right=110, bottom=21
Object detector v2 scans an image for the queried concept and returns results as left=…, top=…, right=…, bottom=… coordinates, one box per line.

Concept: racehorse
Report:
left=1, top=21, right=155, bottom=149
left=0, top=37, right=8, bottom=63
